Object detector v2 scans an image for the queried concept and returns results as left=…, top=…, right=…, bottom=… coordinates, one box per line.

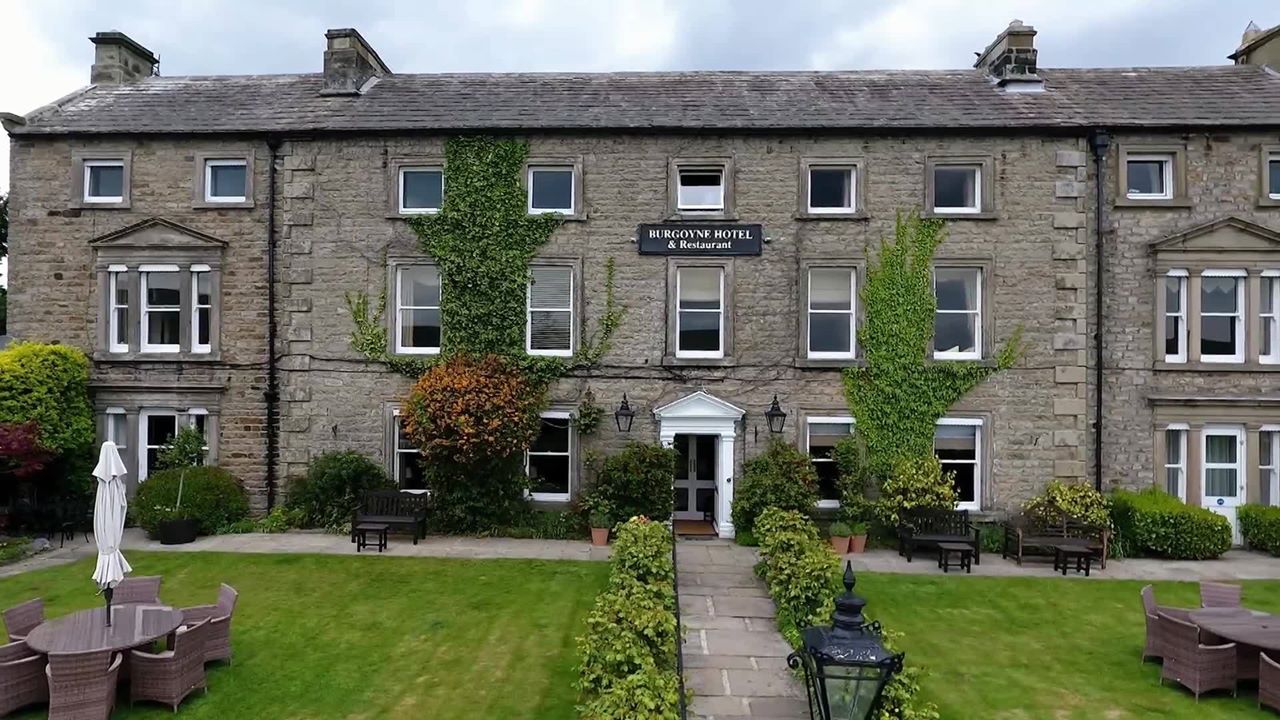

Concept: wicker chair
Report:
left=0, top=640, right=47, bottom=716
left=46, top=649, right=122, bottom=720
left=1158, top=611, right=1237, bottom=700
left=2, top=598, right=44, bottom=641
left=1140, top=585, right=1193, bottom=663
left=114, top=575, right=163, bottom=605
left=130, top=617, right=212, bottom=711
left=180, top=583, right=239, bottom=664
left=1200, top=581, right=1243, bottom=609
left=1261, top=652, right=1280, bottom=713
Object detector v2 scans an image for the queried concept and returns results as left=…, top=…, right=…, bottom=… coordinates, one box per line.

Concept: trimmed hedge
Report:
left=576, top=518, right=681, bottom=720
left=1110, top=488, right=1231, bottom=560
left=133, top=466, right=250, bottom=537
left=1240, top=504, right=1280, bottom=555
left=754, top=508, right=938, bottom=720
left=731, top=440, right=820, bottom=536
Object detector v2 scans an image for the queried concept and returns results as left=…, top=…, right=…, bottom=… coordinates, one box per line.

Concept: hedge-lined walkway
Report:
left=678, top=539, right=807, bottom=720
left=843, top=547, right=1280, bottom=580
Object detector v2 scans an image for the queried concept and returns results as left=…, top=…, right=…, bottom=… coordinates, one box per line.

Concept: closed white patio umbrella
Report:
left=91, top=441, right=132, bottom=625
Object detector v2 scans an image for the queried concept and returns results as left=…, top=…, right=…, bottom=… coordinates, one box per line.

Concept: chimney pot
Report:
left=974, top=19, right=1043, bottom=92
left=321, top=28, right=391, bottom=95
left=89, top=31, right=158, bottom=85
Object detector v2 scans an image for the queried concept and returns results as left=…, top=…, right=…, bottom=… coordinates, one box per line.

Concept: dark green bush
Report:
left=588, top=442, right=678, bottom=522
left=133, top=466, right=249, bottom=537
left=286, top=451, right=392, bottom=529
left=1240, top=504, right=1280, bottom=555
left=731, top=440, right=820, bottom=535
left=0, top=343, right=95, bottom=496
left=1111, top=488, right=1231, bottom=560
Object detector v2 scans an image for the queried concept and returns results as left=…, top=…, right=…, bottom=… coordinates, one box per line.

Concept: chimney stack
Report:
left=321, top=28, right=390, bottom=95
left=974, top=20, right=1043, bottom=92
left=90, top=31, right=158, bottom=85
left=1229, top=21, right=1280, bottom=67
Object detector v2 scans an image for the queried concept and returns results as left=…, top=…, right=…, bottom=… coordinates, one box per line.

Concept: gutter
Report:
left=265, top=137, right=282, bottom=510
left=1089, top=129, right=1110, bottom=492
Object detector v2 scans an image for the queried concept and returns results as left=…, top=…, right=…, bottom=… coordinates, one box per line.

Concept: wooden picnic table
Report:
left=25, top=604, right=184, bottom=655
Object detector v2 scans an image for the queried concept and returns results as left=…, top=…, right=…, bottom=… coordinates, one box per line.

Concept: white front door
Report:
left=673, top=434, right=717, bottom=521
left=1202, top=425, right=1246, bottom=544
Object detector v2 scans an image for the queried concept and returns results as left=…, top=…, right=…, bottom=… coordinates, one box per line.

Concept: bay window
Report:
left=1263, top=273, right=1280, bottom=363
left=1163, top=271, right=1187, bottom=363
left=140, top=267, right=182, bottom=353
left=1164, top=425, right=1187, bottom=501
left=108, top=266, right=129, bottom=353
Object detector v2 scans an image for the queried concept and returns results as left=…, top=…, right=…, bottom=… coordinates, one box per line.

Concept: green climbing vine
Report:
left=345, top=135, right=623, bottom=384
left=843, top=212, right=1022, bottom=478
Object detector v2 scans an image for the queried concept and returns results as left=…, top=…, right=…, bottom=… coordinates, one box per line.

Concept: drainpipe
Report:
left=1089, top=129, right=1110, bottom=492
left=265, top=137, right=282, bottom=510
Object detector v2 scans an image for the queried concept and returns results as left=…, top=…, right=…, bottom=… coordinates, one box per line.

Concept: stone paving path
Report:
left=678, top=539, right=806, bottom=720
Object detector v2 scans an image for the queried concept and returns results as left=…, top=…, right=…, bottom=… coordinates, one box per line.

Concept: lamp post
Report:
left=788, top=562, right=904, bottom=720
left=614, top=394, right=635, bottom=433
left=764, top=395, right=787, bottom=434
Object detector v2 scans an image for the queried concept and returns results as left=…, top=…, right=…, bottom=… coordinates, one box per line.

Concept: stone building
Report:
left=4, top=21, right=1280, bottom=539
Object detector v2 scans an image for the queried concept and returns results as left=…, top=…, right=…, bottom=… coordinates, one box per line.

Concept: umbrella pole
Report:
left=104, top=587, right=113, bottom=627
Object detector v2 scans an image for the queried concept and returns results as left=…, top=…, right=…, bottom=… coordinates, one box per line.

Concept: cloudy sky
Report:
left=0, top=0, right=1276, bottom=192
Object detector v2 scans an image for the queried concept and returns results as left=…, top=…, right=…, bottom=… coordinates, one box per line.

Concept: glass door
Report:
left=1201, top=425, right=1245, bottom=545
left=673, top=434, right=717, bottom=521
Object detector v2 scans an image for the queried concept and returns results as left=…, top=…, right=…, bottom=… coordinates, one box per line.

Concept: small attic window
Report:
left=84, top=160, right=125, bottom=203
left=1126, top=155, right=1173, bottom=200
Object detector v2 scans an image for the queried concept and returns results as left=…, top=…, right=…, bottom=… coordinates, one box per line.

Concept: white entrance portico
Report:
left=654, top=391, right=742, bottom=539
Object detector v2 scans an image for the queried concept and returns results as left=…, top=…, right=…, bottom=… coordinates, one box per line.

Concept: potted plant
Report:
left=828, top=521, right=853, bottom=554
left=589, top=508, right=613, bottom=547
left=849, top=521, right=870, bottom=554
left=154, top=427, right=206, bottom=546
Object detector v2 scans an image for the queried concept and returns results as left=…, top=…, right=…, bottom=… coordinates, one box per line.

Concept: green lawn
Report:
left=0, top=552, right=608, bottom=719
left=860, top=573, right=1280, bottom=719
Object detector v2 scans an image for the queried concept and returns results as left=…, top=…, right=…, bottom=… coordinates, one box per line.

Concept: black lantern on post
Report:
left=764, top=395, right=787, bottom=434
left=788, top=562, right=904, bottom=720
left=614, top=394, right=635, bottom=433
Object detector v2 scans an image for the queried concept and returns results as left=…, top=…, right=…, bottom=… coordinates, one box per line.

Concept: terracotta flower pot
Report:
left=829, top=535, right=850, bottom=554
left=590, top=527, right=610, bottom=546
left=850, top=534, right=868, bottom=554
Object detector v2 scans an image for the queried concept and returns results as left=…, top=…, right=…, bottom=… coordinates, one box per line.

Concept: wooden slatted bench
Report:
left=351, top=490, right=428, bottom=545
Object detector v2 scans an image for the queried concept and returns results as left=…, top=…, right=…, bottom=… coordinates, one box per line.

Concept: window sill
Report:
left=1258, top=196, right=1280, bottom=208
left=73, top=201, right=131, bottom=210
left=193, top=200, right=254, bottom=210
left=928, top=357, right=997, bottom=368
left=793, top=357, right=865, bottom=369
left=391, top=350, right=441, bottom=358
left=1114, top=197, right=1193, bottom=209
left=794, top=211, right=869, bottom=221
left=665, top=212, right=739, bottom=223
left=528, top=497, right=574, bottom=512
left=95, top=351, right=223, bottom=363
left=662, top=355, right=735, bottom=368
left=922, top=210, right=998, bottom=221
left=527, top=211, right=587, bottom=222
left=1154, top=361, right=1280, bottom=373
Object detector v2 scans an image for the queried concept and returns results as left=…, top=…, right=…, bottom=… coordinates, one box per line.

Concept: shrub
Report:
left=1110, top=488, right=1231, bottom=560
left=156, top=426, right=207, bottom=472
left=610, top=517, right=674, bottom=586
left=0, top=422, right=54, bottom=479
left=1240, top=504, right=1280, bottom=555
left=578, top=668, right=681, bottom=720
left=1024, top=479, right=1110, bottom=527
left=876, top=455, right=957, bottom=529
left=286, top=451, right=392, bottom=529
left=731, top=440, right=820, bottom=535
left=588, top=442, right=678, bottom=523
left=133, top=466, right=249, bottom=536
left=0, top=343, right=95, bottom=495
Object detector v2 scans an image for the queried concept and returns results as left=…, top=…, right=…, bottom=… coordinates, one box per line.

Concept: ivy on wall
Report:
left=843, top=212, right=1021, bottom=478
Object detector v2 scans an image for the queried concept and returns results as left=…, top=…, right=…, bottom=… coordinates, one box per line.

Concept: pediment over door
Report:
left=1150, top=216, right=1280, bottom=268
left=654, top=391, right=744, bottom=420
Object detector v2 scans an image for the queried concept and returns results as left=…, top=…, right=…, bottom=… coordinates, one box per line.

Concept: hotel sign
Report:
left=637, top=223, right=764, bottom=256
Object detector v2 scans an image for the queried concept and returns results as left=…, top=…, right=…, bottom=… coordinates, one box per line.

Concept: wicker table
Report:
left=1190, top=608, right=1280, bottom=681
left=25, top=604, right=183, bottom=654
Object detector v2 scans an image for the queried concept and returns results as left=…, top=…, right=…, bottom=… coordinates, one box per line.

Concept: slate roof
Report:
left=7, top=65, right=1280, bottom=135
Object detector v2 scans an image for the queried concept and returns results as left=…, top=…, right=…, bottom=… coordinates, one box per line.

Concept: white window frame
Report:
left=1199, top=269, right=1246, bottom=364
left=807, top=166, right=856, bottom=214
left=105, top=407, right=128, bottom=452
left=526, top=411, right=572, bottom=502
left=191, top=265, right=212, bottom=354
left=138, top=410, right=179, bottom=483
left=1268, top=154, right=1280, bottom=201
left=932, top=268, right=983, bottom=361
left=398, top=166, right=444, bottom=214
left=187, top=407, right=210, bottom=464
left=394, top=265, right=442, bottom=355
left=807, top=268, right=856, bottom=360
left=108, top=265, right=129, bottom=354
left=676, top=166, right=726, bottom=212
left=83, top=159, right=125, bottom=203
left=526, top=267, right=574, bottom=357
left=805, top=416, right=854, bottom=509
left=1163, top=423, right=1188, bottom=502
left=526, top=165, right=575, bottom=215
left=932, top=165, right=981, bottom=214
left=1263, top=425, right=1280, bottom=507
left=1201, top=424, right=1245, bottom=507
left=1125, top=153, right=1174, bottom=200
left=1263, top=271, right=1280, bottom=364
left=675, top=267, right=725, bottom=359
left=139, top=264, right=182, bottom=354
left=1164, top=269, right=1188, bottom=363
left=390, top=409, right=426, bottom=493
left=203, top=159, right=248, bottom=203
left=936, top=417, right=982, bottom=511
